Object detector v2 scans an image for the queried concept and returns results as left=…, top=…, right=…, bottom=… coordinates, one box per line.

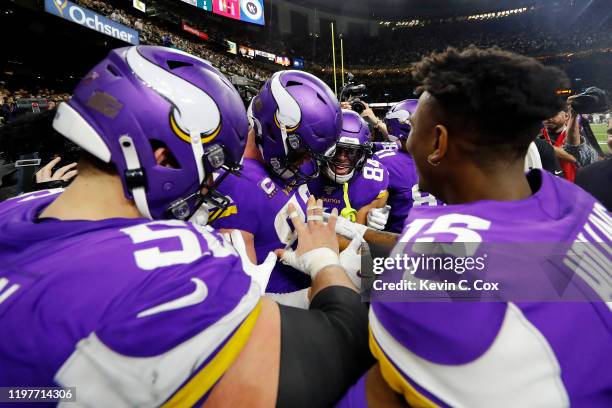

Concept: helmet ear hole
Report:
left=167, top=60, right=194, bottom=70
left=150, top=139, right=181, bottom=169
left=107, top=64, right=121, bottom=77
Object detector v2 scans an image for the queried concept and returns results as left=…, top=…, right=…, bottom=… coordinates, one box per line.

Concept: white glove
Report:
left=367, top=205, right=390, bottom=230
left=279, top=247, right=340, bottom=280
left=339, top=237, right=363, bottom=288
left=323, top=211, right=368, bottom=240
left=223, top=230, right=276, bottom=295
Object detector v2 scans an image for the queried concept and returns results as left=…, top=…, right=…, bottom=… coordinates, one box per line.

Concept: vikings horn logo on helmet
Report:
left=125, top=47, right=222, bottom=145
left=385, top=108, right=411, bottom=124
left=270, top=72, right=301, bottom=133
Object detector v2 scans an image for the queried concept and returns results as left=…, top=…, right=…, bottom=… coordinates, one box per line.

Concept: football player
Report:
left=373, top=99, right=440, bottom=233
left=210, top=70, right=344, bottom=293
left=0, top=47, right=372, bottom=407
left=336, top=47, right=612, bottom=407
left=308, top=109, right=390, bottom=230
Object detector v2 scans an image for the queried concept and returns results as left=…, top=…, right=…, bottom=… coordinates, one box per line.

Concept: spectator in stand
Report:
left=109, top=9, right=120, bottom=23
left=0, top=96, right=18, bottom=124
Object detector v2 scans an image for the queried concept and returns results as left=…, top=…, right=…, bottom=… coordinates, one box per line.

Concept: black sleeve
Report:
left=276, top=286, right=374, bottom=408
left=534, top=138, right=563, bottom=177
left=576, top=160, right=612, bottom=211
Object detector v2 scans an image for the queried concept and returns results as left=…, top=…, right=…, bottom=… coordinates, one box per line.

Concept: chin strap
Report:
left=340, top=182, right=357, bottom=222
left=119, top=135, right=152, bottom=219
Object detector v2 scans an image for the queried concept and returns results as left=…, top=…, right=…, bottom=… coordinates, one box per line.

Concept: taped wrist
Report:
left=276, top=286, right=374, bottom=408
left=301, top=248, right=340, bottom=279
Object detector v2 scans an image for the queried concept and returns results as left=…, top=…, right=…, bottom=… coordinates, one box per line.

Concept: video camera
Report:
left=340, top=73, right=368, bottom=114
left=570, top=87, right=611, bottom=114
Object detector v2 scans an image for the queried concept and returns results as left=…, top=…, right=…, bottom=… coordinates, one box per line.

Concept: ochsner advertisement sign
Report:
left=45, top=0, right=139, bottom=45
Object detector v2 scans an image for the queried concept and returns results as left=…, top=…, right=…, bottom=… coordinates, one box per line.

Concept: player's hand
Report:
left=339, top=237, right=363, bottom=288
left=323, top=210, right=368, bottom=240
left=224, top=230, right=276, bottom=295
left=275, top=196, right=341, bottom=279
left=35, top=157, right=78, bottom=183
left=367, top=205, right=390, bottom=230
left=340, top=101, right=352, bottom=110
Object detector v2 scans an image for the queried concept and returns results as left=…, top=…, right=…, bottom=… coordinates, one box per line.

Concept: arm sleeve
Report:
left=564, top=140, right=599, bottom=168
left=276, top=286, right=374, bottom=408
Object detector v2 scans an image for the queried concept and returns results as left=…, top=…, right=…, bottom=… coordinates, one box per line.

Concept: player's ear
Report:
left=428, top=124, right=448, bottom=164
left=153, top=147, right=174, bottom=168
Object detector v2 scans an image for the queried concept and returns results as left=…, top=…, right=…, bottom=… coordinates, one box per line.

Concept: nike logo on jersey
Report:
left=137, top=278, right=208, bottom=318
left=554, top=171, right=563, bottom=175
left=0, top=278, right=20, bottom=306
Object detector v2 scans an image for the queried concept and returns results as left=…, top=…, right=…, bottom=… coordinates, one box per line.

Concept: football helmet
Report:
left=384, top=99, right=418, bottom=140
left=249, top=70, right=342, bottom=186
left=52, top=46, right=248, bottom=220
left=323, top=109, right=372, bottom=184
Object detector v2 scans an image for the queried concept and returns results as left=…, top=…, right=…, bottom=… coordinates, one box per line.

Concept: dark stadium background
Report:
left=1, top=0, right=610, bottom=146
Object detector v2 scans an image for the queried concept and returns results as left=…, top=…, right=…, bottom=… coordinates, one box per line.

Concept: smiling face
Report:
left=329, top=145, right=362, bottom=176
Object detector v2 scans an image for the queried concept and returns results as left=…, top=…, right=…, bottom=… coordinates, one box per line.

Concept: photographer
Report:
left=341, top=100, right=389, bottom=140
left=340, top=74, right=390, bottom=141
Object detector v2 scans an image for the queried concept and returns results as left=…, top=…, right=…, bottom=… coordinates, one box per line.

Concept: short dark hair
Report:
left=412, top=46, right=570, bottom=161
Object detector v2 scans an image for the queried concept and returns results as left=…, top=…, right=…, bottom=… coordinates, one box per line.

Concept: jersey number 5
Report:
left=121, top=220, right=233, bottom=270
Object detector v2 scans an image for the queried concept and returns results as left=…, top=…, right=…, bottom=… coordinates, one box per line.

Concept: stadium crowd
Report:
left=69, top=0, right=612, bottom=80
left=330, top=9, right=612, bottom=68
left=0, top=86, right=68, bottom=125
left=78, top=0, right=273, bottom=81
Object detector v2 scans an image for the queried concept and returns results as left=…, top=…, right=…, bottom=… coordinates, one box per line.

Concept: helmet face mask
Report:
left=322, top=109, right=372, bottom=184
left=269, top=133, right=326, bottom=187
left=250, top=70, right=343, bottom=188
left=323, top=141, right=372, bottom=184
left=165, top=150, right=241, bottom=221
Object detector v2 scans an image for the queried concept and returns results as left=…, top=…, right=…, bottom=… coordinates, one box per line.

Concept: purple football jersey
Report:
left=0, top=190, right=261, bottom=407
left=371, top=141, right=401, bottom=153
left=374, top=147, right=439, bottom=233
left=211, top=158, right=311, bottom=293
left=308, top=159, right=389, bottom=216
left=363, top=170, right=612, bottom=407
